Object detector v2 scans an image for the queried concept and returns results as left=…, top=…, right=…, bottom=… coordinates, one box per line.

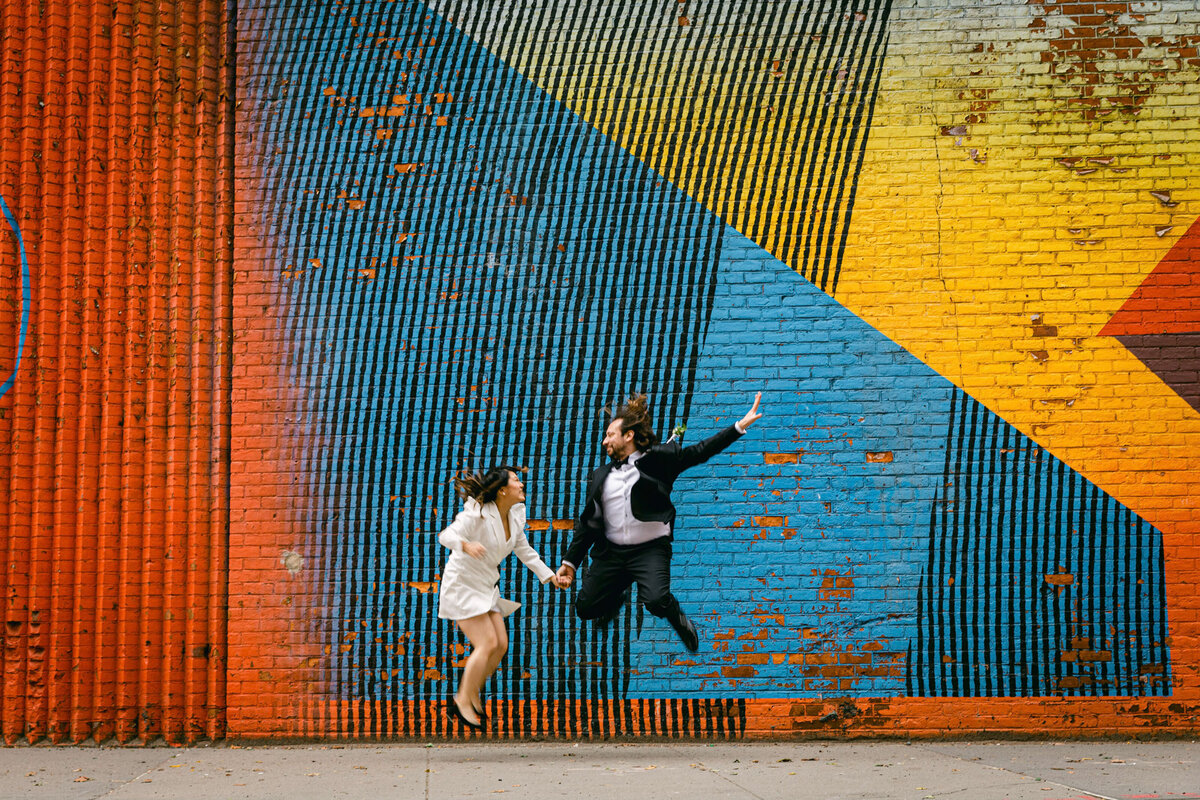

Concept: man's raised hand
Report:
left=555, top=564, right=575, bottom=588
left=738, top=392, right=763, bottom=430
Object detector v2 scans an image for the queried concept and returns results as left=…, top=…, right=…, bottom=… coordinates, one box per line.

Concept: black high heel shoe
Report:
left=472, top=694, right=486, bottom=720
left=448, top=695, right=483, bottom=730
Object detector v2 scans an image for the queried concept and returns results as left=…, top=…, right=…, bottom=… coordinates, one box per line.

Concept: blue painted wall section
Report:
left=635, top=228, right=1169, bottom=698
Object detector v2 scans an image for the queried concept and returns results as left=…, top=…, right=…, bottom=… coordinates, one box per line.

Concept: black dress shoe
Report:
left=448, top=695, right=483, bottom=730
left=670, top=610, right=699, bottom=653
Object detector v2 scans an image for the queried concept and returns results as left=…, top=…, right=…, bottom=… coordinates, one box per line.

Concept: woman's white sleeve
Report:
left=513, top=530, right=555, bottom=583
left=437, top=511, right=474, bottom=552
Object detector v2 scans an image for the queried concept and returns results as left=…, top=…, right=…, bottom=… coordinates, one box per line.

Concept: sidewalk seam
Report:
left=88, top=753, right=182, bottom=800
left=919, top=745, right=1123, bottom=800
left=691, top=761, right=769, bottom=800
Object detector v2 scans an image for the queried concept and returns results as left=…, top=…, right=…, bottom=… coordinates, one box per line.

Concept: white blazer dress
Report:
left=437, top=498, right=556, bottom=620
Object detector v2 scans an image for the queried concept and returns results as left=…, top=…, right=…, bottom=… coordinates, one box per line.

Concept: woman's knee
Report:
left=477, top=630, right=507, bottom=659
left=469, top=629, right=498, bottom=657
left=486, top=615, right=508, bottom=658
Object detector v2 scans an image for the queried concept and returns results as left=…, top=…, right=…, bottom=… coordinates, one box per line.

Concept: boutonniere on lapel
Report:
left=666, top=423, right=686, bottom=443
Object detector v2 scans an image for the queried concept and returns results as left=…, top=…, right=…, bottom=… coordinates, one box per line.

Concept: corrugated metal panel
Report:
left=0, top=0, right=232, bottom=744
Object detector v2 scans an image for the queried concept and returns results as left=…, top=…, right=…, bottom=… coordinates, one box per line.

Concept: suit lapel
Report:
left=588, top=462, right=615, bottom=505
left=484, top=502, right=526, bottom=546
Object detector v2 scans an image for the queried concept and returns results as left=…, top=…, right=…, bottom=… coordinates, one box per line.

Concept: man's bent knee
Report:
left=643, top=592, right=679, bottom=620
left=576, top=591, right=623, bottom=622
left=574, top=596, right=603, bottom=620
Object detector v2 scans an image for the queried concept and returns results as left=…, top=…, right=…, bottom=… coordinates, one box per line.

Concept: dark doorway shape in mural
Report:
left=909, top=392, right=1171, bottom=697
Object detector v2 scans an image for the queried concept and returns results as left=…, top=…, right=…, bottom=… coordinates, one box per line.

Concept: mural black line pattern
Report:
left=236, top=0, right=902, bottom=736
left=908, top=392, right=1171, bottom=698
left=241, top=0, right=733, bottom=736
left=428, top=0, right=894, bottom=295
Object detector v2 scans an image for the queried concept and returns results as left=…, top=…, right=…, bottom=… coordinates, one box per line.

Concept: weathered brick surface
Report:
left=223, top=0, right=1199, bottom=739
left=2, top=0, right=1198, bottom=743
left=0, top=0, right=232, bottom=744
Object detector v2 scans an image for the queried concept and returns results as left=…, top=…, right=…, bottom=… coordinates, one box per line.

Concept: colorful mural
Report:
left=0, top=0, right=1196, bottom=742
left=227, top=0, right=1190, bottom=739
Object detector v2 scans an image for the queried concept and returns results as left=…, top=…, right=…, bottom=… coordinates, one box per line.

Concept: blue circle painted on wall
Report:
left=1, top=194, right=31, bottom=400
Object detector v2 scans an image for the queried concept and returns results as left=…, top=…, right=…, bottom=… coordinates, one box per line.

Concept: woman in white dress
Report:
left=437, top=465, right=564, bottom=729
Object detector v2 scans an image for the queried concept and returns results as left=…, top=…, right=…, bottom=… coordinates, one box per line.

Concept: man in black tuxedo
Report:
left=555, top=392, right=763, bottom=652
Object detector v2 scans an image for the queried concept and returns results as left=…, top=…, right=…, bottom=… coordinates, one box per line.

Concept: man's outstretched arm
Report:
left=676, top=392, right=763, bottom=471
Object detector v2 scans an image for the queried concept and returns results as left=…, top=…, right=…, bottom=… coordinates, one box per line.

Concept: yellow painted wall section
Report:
left=838, top=1, right=1200, bottom=539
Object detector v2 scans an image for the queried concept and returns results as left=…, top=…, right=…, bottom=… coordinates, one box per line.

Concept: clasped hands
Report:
left=553, top=564, right=575, bottom=589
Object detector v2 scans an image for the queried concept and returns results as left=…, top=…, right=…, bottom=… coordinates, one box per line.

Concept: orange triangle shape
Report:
left=1101, top=216, right=1200, bottom=336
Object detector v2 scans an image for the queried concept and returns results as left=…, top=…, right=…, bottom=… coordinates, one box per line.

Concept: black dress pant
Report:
left=574, top=537, right=683, bottom=623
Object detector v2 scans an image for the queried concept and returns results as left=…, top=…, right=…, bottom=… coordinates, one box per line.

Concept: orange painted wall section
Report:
left=0, top=0, right=233, bottom=744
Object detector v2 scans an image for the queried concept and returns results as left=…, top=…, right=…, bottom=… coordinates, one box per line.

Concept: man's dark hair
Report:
left=453, top=464, right=525, bottom=504
left=609, top=393, right=659, bottom=450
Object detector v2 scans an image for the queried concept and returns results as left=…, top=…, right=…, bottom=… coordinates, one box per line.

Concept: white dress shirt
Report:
left=600, top=450, right=671, bottom=546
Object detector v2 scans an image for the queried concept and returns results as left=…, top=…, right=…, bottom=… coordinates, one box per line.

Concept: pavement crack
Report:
left=425, top=744, right=432, bottom=800
left=90, top=751, right=179, bottom=800
left=918, top=745, right=1123, bottom=800
left=690, top=761, right=768, bottom=800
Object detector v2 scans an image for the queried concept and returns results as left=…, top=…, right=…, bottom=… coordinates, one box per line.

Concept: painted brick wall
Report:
left=2, top=0, right=1198, bottom=744
left=0, top=0, right=233, bottom=743
left=227, top=0, right=1200, bottom=739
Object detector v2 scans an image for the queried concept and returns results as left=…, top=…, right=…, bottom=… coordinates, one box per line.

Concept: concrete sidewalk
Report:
left=0, top=740, right=1197, bottom=800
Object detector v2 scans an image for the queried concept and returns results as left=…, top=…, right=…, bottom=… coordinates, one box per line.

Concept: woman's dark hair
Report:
left=609, top=393, right=659, bottom=450
left=453, top=464, right=525, bottom=504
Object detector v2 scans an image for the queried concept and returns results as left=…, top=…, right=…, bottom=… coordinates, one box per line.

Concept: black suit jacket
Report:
left=562, top=424, right=743, bottom=568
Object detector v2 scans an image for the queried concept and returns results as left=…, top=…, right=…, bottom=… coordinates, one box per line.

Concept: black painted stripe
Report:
left=430, top=0, right=893, bottom=297
left=911, top=394, right=1171, bottom=698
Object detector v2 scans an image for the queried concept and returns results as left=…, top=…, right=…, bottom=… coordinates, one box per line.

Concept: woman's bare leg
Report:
left=454, top=613, right=500, bottom=725
left=472, top=612, right=508, bottom=712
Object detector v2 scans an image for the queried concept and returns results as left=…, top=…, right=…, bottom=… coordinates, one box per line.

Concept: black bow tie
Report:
left=615, top=456, right=631, bottom=467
